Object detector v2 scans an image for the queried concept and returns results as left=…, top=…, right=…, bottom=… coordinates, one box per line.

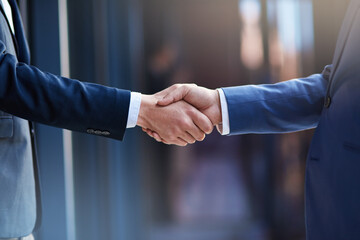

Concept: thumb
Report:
left=157, top=94, right=176, bottom=106
left=157, top=86, right=189, bottom=106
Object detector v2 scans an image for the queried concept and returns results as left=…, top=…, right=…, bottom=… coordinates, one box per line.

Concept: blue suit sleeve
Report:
left=222, top=73, right=329, bottom=135
left=0, top=42, right=131, bottom=141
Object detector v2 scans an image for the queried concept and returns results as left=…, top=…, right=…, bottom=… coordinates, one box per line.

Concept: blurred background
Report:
left=17, top=0, right=350, bottom=239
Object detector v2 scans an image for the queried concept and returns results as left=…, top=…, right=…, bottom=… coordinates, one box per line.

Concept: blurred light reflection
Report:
left=267, top=0, right=315, bottom=81
left=239, top=0, right=264, bottom=70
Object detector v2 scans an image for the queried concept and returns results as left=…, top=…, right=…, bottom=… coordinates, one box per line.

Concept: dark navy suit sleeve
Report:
left=0, top=41, right=131, bottom=141
left=222, top=72, right=329, bottom=135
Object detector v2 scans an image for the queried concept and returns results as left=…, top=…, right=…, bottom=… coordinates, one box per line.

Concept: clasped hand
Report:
left=136, top=84, right=222, bottom=146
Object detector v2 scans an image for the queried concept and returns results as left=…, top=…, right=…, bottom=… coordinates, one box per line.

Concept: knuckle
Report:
left=167, top=135, right=175, bottom=142
left=186, top=107, right=195, bottom=115
left=180, top=84, right=191, bottom=92
left=170, top=135, right=180, bottom=142
left=179, top=119, right=190, bottom=129
left=185, top=121, right=194, bottom=130
left=179, top=85, right=186, bottom=93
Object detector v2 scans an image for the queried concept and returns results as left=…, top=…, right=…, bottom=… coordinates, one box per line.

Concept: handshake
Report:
left=137, top=84, right=222, bottom=146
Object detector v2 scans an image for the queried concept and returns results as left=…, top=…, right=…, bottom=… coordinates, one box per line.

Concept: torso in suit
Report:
left=222, top=0, right=360, bottom=239
left=0, top=0, right=131, bottom=238
left=0, top=0, right=36, bottom=237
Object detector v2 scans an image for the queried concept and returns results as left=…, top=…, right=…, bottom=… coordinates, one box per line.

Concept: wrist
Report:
left=137, top=94, right=156, bottom=128
left=211, top=89, right=222, bottom=125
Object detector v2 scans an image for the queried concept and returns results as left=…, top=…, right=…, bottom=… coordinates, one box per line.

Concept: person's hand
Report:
left=142, top=84, right=222, bottom=142
left=157, top=84, right=222, bottom=125
left=137, top=94, right=213, bottom=146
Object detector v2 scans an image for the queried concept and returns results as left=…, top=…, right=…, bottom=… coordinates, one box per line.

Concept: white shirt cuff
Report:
left=2, top=0, right=15, bottom=35
left=126, top=92, right=142, bottom=128
left=216, top=89, right=230, bottom=135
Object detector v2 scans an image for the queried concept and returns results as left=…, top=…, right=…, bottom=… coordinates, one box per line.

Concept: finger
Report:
left=154, top=84, right=179, bottom=99
left=189, top=110, right=214, bottom=135
left=180, top=131, right=197, bottom=144
left=147, top=131, right=164, bottom=143
left=147, top=129, right=155, bottom=137
left=143, top=128, right=155, bottom=138
left=145, top=130, right=173, bottom=145
left=153, top=132, right=163, bottom=142
left=186, top=125, right=206, bottom=142
left=176, top=137, right=189, bottom=147
left=161, top=139, right=171, bottom=145
left=143, top=128, right=183, bottom=145
left=157, top=85, right=191, bottom=106
left=146, top=132, right=156, bottom=141
left=142, top=128, right=163, bottom=143
left=145, top=131, right=158, bottom=141
left=142, top=127, right=152, bottom=134
left=164, top=136, right=189, bottom=146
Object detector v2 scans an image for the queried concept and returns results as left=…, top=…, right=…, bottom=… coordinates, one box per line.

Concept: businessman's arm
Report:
left=0, top=47, right=129, bottom=140
left=0, top=42, right=212, bottom=144
left=219, top=74, right=328, bottom=134
left=156, top=69, right=330, bottom=137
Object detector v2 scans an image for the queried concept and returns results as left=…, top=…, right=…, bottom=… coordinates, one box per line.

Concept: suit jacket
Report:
left=222, top=0, right=360, bottom=239
left=0, top=0, right=131, bottom=237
